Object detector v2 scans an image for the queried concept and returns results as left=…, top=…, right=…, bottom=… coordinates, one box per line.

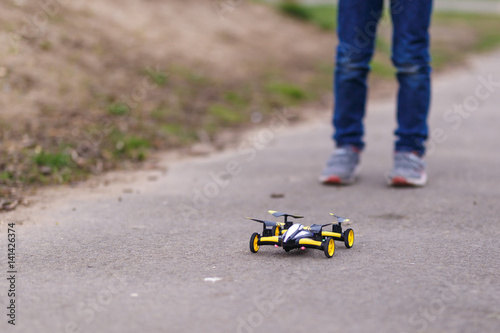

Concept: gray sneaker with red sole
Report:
left=320, top=146, right=361, bottom=185
left=387, top=152, right=427, bottom=187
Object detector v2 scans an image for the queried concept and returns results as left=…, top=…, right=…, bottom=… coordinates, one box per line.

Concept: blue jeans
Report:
left=333, top=0, right=433, bottom=155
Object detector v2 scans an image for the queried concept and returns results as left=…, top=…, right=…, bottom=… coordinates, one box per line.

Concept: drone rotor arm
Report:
left=268, top=210, right=304, bottom=219
left=245, top=217, right=279, bottom=228
left=330, top=213, right=350, bottom=224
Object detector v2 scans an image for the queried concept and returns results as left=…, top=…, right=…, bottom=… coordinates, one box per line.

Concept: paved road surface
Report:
left=1, top=50, right=500, bottom=332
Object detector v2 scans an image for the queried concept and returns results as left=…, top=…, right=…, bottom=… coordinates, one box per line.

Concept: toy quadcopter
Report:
left=246, top=210, right=354, bottom=258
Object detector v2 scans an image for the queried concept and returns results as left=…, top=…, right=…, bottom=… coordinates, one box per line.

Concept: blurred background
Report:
left=1, top=0, right=499, bottom=207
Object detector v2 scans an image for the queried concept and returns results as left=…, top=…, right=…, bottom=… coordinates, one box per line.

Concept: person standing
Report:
left=320, top=0, right=433, bottom=186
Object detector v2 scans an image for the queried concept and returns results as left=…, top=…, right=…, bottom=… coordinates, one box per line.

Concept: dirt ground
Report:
left=0, top=0, right=332, bottom=120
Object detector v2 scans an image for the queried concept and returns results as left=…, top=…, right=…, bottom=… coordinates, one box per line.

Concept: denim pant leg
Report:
left=391, top=0, right=433, bottom=155
left=333, top=0, right=384, bottom=150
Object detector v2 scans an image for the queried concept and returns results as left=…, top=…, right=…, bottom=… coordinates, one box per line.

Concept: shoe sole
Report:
left=319, top=165, right=361, bottom=185
left=387, top=172, right=427, bottom=187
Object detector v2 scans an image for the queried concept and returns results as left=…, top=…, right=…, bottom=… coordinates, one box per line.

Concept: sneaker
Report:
left=387, top=152, right=427, bottom=186
left=319, top=146, right=361, bottom=185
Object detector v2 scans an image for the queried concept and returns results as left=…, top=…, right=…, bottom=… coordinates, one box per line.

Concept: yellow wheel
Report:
left=272, top=226, right=281, bottom=236
left=344, top=229, right=354, bottom=248
left=249, top=233, right=260, bottom=253
left=323, top=237, right=335, bottom=258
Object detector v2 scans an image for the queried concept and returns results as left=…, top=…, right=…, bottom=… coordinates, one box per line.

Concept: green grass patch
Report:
left=375, top=37, right=391, bottom=55
left=224, top=91, right=248, bottom=107
left=265, top=82, right=308, bottom=105
left=279, top=2, right=312, bottom=21
left=209, top=104, right=244, bottom=125
left=33, top=151, right=72, bottom=170
left=161, top=124, right=197, bottom=144
left=431, top=49, right=452, bottom=69
left=371, top=60, right=395, bottom=78
left=170, top=65, right=208, bottom=84
left=150, top=108, right=168, bottom=119
left=123, top=136, right=151, bottom=150
left=474, top=33, right=500, bottom=52
left=144, top=66, right=168, bottom=86
left=107, top=102, right=129, bottom=115
left=150, top=107, right=180, bottom=121
left=278, top=2, right=337, bottom=30
left=302, top=5, right=337, bottom=30
left=432, top=11, right=500, bottom=23
left=114, top=134, right=152, bottom=161
left=0, top=171, right=15, bottom=182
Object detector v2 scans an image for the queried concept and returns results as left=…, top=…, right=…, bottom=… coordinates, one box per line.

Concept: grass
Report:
left=144, top=66, right=168, bottom=86
left=279, top=3, right=337, bottom=30
left=265, top=82, right=309, bottom=105
left=113, top=134, right=152, bottom=161
left=370, top=60, right=395, bottom=78
left=224, top=91, right=248, bottom=107
left=279, top=2, right=312, bottom=20
left=0, top=171, right=15, bottom=182
left=209, top=104, right=244, bottom=125
left=107, top=102, right=129, bottom=115
left=161, top=124, right=197, bottom=144
left=33, top=151, right=72, bottom=170
left=277, top=2, right=500, bottom=70
left=475, top=33, right=500, bottom=51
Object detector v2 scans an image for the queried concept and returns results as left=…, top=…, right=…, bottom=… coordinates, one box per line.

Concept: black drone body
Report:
left=246, top=211, right=354, bottom=258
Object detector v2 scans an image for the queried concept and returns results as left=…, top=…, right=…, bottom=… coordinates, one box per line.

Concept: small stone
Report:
left=204, top=277, right=222, bottom=283
left=39, top=166, right=52, bottom=175
left=189, top=143, right=216, bottom=156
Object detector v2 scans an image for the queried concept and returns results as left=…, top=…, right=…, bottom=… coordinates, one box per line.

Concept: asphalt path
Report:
left=1, top=50, right=500, bottom=333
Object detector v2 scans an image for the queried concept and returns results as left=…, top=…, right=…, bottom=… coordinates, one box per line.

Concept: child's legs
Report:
left=391, top=0, right=433, bottom=155
left=333, top=0, right=384, bottom=150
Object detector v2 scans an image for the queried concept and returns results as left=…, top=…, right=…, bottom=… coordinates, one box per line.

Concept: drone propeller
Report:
left=268, top=210, right=304, bottom=219
left=330, top=213, right=351, bottom=224
left=245, top=217, right=277, bottom=227
left=245, top=217, right=265, bottom=223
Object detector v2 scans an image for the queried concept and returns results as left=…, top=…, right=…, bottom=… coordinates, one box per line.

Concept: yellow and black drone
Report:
left=246, top=210, right=354, bottom=258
